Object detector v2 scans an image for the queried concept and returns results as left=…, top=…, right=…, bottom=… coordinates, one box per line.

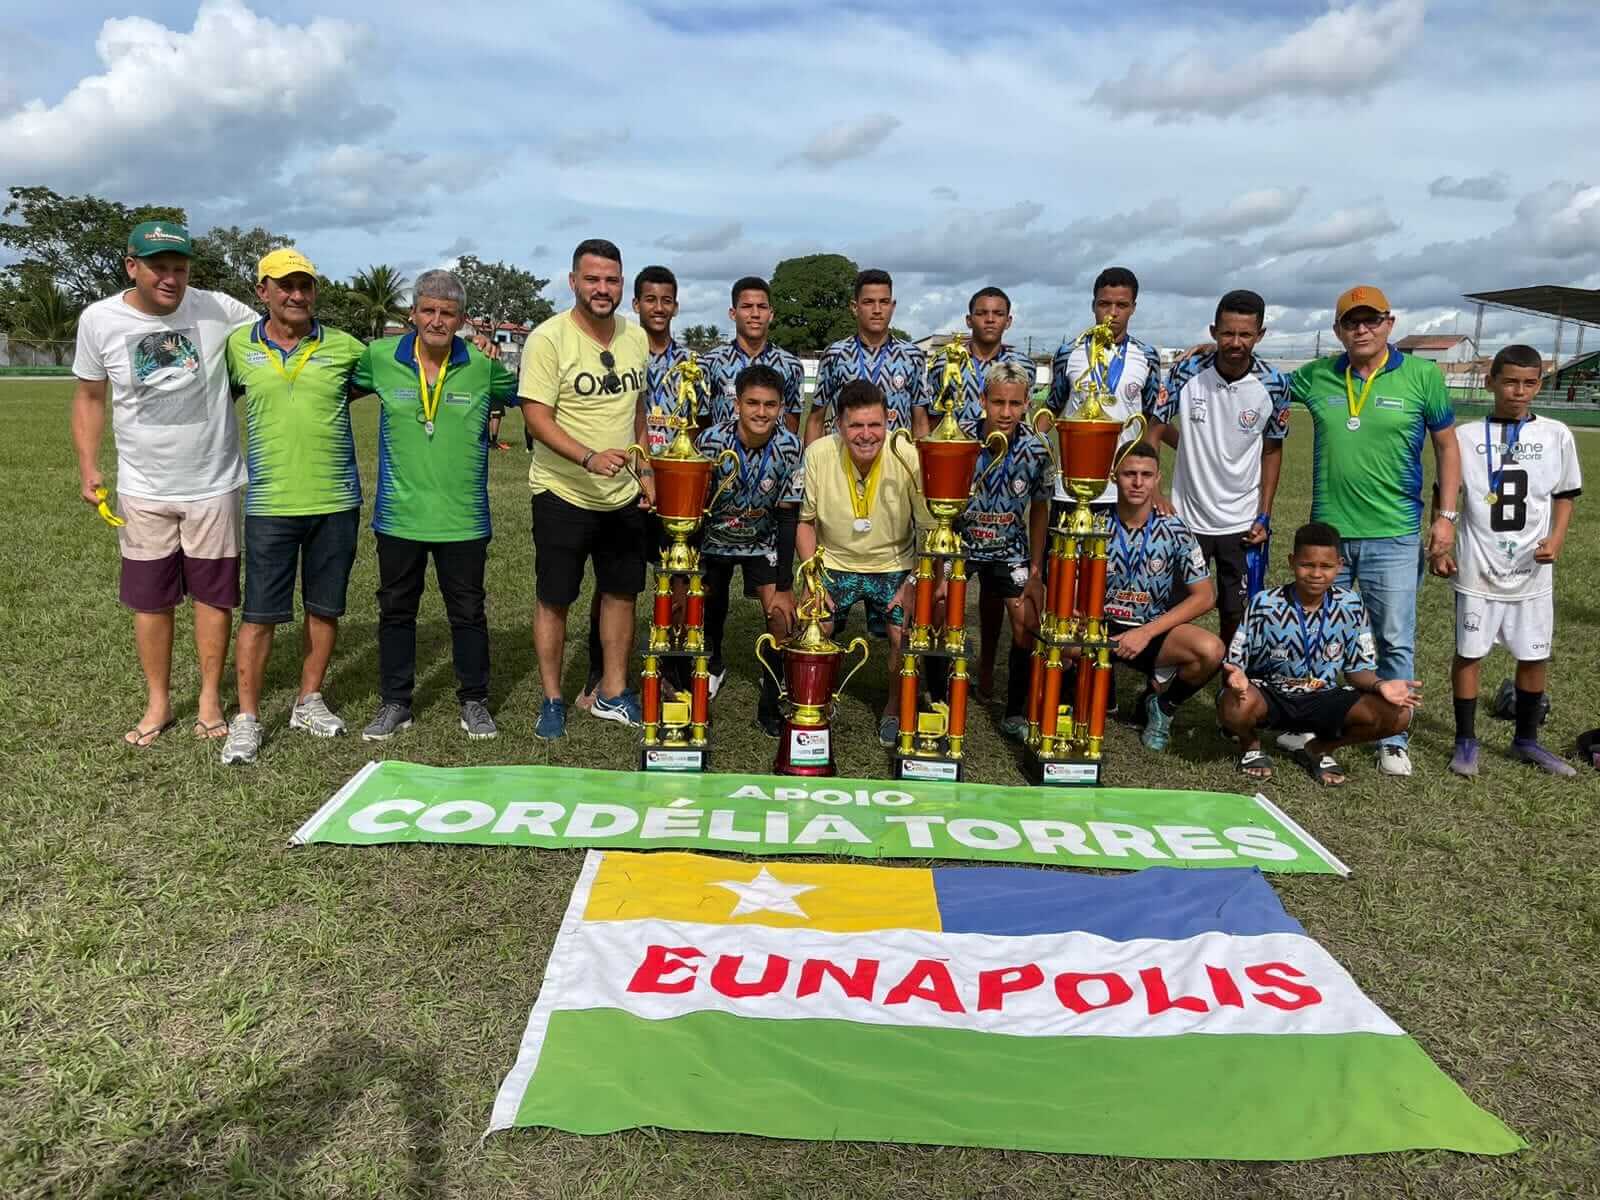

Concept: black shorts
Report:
left=703, top=552, right=777, bottom=598
left=970, top=559, right=1031, bottom=600
left=1251, top=683, right=1363, bottom=741
left=242, top=508, right=360, bottom=625
left=1108, top=621, right=1170, bottom=679
left=531, top=491, right=648, bottom=606
left=1186, top=530, right=1249, bottom=623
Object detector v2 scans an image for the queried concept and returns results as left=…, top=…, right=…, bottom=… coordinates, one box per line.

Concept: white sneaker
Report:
left=290, top=692, right=346, bottom=738
left=707, top=669, right=727, bottom=699
left=220, top=714, right=263, bottom=765
left=1275, top=732, right=1312, bottom=752
left=1376, top=745, right=1413, bottom=776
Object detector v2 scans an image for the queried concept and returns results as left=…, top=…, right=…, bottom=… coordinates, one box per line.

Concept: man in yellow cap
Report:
left=219, top=249, right=366, bottom=764
left=1285, top=284, right=1461, bottom=778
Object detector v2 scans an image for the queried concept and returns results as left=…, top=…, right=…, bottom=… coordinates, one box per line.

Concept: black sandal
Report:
left=1293, top=747, right=1346, bottom=787
left=1237, top=749, right=1274, bottom=781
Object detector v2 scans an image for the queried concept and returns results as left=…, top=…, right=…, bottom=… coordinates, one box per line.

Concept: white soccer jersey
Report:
left=1454, top=414, right=1581, bottom=600
left=1047, top=332, right=1162, bottom=505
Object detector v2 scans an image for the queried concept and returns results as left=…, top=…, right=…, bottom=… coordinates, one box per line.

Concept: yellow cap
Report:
left=257, top=248, right=319, bottom=282
left=1334, top=285, right=1390, bottom=320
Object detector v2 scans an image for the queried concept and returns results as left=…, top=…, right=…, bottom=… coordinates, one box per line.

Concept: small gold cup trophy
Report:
left=1024, top=321, right=1147, bottom=785
left=755, top=550, right=870, bottom=776
left=884, top=335, right=1007, bottom=782
left=629, top=354, right=737, bottom=772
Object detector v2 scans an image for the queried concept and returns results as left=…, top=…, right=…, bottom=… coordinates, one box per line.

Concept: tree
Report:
left=314, top=277, right=376, bottom=339
left=680, top=323, right=723, bottom=352
left=190, top=225, right=291, bottom=307
left=349, top=265, right=411, bottom=341
left=768, top=253, right=860, bottom=354
left=0, top=186, right=185, bottom=306
left=5, top=272, right=81, bottom=365
left=452, top=255, right=554, bottom=329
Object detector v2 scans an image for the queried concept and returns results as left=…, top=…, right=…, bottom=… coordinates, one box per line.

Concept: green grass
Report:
left=3, top=379, right=1598, bottom=1198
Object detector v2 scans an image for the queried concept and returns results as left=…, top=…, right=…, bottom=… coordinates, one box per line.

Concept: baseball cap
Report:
left=126, top=220, right=193, bottom=258
left=257, top=248, right=319, bottom=283
left=1334, top=285, right=1390, bottom=321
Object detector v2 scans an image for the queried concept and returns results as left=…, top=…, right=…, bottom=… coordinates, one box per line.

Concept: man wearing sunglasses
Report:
left=521, top=239, right=654, bottom=740
left=1288, top=285, right=1461, bottom=777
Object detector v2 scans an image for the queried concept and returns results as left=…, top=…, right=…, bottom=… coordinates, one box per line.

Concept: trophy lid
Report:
left=922, top=335, right=978, bottom=445
left=652, top=353, right=711, bottom=462
left=1060, top=320, right=1118, bottom=423
left=788, top=550, right=849, bottom=654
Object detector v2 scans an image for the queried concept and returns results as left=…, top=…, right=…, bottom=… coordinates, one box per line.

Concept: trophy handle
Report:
left=834, top=636, right=871, bottom=700
left=887, top=428, right=921, bottom=494
left=620, top=443, right=652, bottom=507
left=754, top=632, right=786, bottom=702
left=706, top=447, right=741, bottom=512
left=971, top=430, right=1010, bottom=495
left=1111, top=413, right=1150, bottom=473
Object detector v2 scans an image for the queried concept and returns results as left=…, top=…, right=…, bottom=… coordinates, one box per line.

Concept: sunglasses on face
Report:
left=1339, top=312, right=1390, bottom=332
left=599, top=349, right=621, bottom=394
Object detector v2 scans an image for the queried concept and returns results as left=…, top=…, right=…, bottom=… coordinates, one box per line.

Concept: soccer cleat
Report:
left=459, top=700, right=498, bottom=740
left=220, top=714, right=263, bottom=765
left=1509, top=739, right=1577, bottom=778
left=999, top=714, right=1028, bottom=742
left=535, top=698, right=568, bottom=740
left=592, top=689, right=643, bottom=727
left=361, top=703, right=413, bottom=742
left=877, top=715, right=899, bottom=747
left=290, top=692, right=346, bottom=738
left=1449, top=738, right=1479, bottom=778
left=1376, top=745, right=1413, bottom=777
left=1141, top=693, right=1172, bottom=752
left=707, top=668, right=728, bottom=700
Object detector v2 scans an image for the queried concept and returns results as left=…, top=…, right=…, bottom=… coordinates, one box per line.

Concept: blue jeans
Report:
left=1338, top=534, right=1422, bottom=749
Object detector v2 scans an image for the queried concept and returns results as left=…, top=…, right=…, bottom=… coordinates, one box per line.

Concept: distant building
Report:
left=1395, top=334, right=1476, bottom=364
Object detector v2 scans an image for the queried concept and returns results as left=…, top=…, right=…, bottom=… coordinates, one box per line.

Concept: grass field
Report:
left=3, top=378, right=1598, bottom=1199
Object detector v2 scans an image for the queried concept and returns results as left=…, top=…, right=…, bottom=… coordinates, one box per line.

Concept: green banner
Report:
left=292, top=762, right=1347, bottom=875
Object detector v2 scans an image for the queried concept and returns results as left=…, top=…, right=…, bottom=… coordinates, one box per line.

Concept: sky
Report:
left=2, top=0, right=1598, bottom=356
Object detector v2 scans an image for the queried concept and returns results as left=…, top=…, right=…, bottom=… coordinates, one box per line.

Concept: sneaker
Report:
left=878, top=714, right=899, bottom=747
left=999, top=714, right=1028, bottom=742
left=289, top=692, right=346, bottom=738
left=1376, top=745, right=1413, bottom=776
left=1449, top=738, right=1480, bottom=778
left=592, top=689, right=642, bottom=727
left=1141, top=693, right=1173, bottom=752
left=361, top=703, right=414, bottom=741
left=1509, top=739, right=1577, bottom=778
left=459, top=700, right=497, bottom=740
left=707, top=668, right=728, bottom=700
left=220, top=713, right=263, bottom=765
left=535, top=698, right=567, bottom=740
left=1275, top=732, right=1313, bottom=752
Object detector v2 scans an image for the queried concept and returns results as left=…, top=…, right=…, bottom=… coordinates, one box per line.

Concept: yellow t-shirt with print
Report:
left=520, top=309, right=649, bottom=511
left=800, top=434, right=925, bottom=574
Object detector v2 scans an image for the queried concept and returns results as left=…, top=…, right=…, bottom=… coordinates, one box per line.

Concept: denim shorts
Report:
left=242, top=508, right=361, bottom=624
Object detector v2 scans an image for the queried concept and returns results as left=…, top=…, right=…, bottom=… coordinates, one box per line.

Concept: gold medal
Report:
left=1485, top=491, right=1497, bottom=506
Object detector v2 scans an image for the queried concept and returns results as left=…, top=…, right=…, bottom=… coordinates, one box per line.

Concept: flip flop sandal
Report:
left=1293, top=747, right=1346, bottom=787
left=193, top=720, right=229, bottom=740
left=123, top=718, right=176, bottom=748
left=1237, top=749, right=1274, bottom=781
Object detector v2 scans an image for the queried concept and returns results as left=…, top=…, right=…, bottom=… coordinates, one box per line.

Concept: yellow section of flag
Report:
left=584, top=851, right=942, bottom=933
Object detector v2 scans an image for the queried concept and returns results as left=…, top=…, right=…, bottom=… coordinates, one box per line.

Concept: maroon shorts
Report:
left=117, top=489, right=242, bottom=612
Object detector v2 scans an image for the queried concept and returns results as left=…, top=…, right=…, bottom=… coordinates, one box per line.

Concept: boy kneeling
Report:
left=1218, top=521, right=1420, bottom=785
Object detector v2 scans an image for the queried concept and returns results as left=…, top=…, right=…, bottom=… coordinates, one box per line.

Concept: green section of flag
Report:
left=508, top=1010, right=1524, bottom=1160
left=294, top=761, right=1347, bottom=875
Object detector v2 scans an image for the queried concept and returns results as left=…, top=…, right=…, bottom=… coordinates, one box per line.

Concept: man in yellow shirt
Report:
left=520, top=238, right=654, bottom=740
left=796, top=379, right=925, bottom=745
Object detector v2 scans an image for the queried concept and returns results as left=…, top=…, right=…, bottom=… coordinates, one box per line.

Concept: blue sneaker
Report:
left=535, top=698, right=567, bottom=740
left=1449, top=738, right=1479, bottom=777
left=592, top=689, right=642, bottom=727
left=1141, top=692, right=1172, bottom=752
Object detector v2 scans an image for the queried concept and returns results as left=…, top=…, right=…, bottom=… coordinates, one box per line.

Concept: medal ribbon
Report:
left=1484, top=414, right=1526, bottom=501
left=1291, top=587, right=1334, bottom=682
left=854, top=336, right=889, bottom=388
left=1343, top=360, right=1383, bottom=423
left=1089, top=335, right=1128, bottom=397
left=840, top=444, right=884, bottom=522
left=1112, top=512, right=1157, bottom=589
left=734, top=433, right=776, bottom=506
left=416, top=357, right=448, bottom=428
left=263, top=330, right=321, bottom=387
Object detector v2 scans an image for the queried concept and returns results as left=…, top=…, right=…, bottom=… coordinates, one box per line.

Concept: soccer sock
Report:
left=1158, top=677, right=1203, bottom=714
left=1006, top=642, right=1033, bottom=718
left=1454, top=697, right=1477, bottom=742
left=1514, top=688, right=1543, bottom=743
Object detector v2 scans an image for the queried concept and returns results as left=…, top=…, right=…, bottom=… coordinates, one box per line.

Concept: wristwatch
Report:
left=1439, top=510, right=1459, bottom=523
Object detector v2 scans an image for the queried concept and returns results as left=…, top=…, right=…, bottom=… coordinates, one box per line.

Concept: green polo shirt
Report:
left=226, top=320, right=365, bottom=517
left=1290, top=348, right=1454, bottom=540
left=354, top=333, right=518, bottom=542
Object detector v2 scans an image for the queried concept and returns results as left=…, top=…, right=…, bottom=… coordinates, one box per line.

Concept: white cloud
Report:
left=1185, top=187, right=1308, bottom=236
left=657, top=222, right=744, bottom=254
left=548, top=128, right=630, bottom=168
left=440, top=236, right=476, bottom=258
left=1091, top=0, right=1426, bottom=120
left=785, top=113, right=900, bottom=167
left=1262, top=205, right=1401, bottom=254
left=1429, top=173, right=1510, bottom=201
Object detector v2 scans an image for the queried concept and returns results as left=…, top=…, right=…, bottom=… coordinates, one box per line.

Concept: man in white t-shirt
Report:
left=71, top=220, right=258, bottom=746
left=1152, top=289, right=1291, bottom=645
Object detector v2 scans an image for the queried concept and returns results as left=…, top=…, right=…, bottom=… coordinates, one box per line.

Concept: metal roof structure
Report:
left=1461, top=285, right=1600, bottom=329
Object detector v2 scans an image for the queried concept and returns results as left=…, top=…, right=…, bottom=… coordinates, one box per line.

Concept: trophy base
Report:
left=1026, top=753, right=1104, bottom=787
left=640, top=744, right=709, bottom=773
left=772, top=724, right=836, bottom=776
left=890, top=751, right=963, bottom=783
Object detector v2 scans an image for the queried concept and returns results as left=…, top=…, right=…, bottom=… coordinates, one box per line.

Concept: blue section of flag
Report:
left=929, top=866, right=1304, bottom=940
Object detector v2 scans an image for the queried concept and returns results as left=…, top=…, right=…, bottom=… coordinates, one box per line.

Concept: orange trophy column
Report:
left=1082, top=526, right=1111, bottom=756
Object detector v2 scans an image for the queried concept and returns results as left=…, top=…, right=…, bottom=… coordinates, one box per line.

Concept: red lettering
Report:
left=977, top=964, right=1044, bottom=1012
left=627, top=944, right=704, bottom=994
left=883, top=959, right=967, bottom=1013
left=797, top=957, right=880, bottom=1001
left=1053, top=971, right=1134, bottom=1014
left=1206, top=964, right=1245, bottom=1009
left=1245, top=961, right=1323, bottom=1010
left=1139, top=966, right=1209, bottom=1015
left=709, top=953, right=790, bottom=998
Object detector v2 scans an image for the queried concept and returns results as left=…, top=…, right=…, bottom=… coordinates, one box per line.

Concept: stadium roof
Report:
left=1462, top=285, right=1600, bottom=328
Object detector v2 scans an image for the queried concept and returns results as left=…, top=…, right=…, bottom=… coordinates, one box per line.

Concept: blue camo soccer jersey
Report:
left=956, top=426, right=1053, bottom=562
left=1226, top=584, right=1378, bottom=690
left=696, top=420, right=805, bottom=557
left=700, top=341, right=806, bottom=426
left=926, top=343, right=1038, bottom=434
left=814, top=335, right=928, bottom=433
left=1103, top=512, right=1209, bottom=625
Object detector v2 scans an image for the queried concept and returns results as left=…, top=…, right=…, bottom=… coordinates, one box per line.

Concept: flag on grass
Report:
left=489, top=851, right=1522, bottom=1160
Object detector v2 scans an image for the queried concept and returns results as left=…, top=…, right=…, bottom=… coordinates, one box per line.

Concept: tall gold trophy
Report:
left=630, top=355, right=737, bottom=772
left=1025, top=322, right=1147, bottom=785
left=884, top=335, right=1007, bottom=781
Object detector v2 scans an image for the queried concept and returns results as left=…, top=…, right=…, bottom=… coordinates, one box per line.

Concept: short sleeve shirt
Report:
left=643, top=338, right=709, bottom=456
left=695, top=420, right=805, bottom=559
left=813, top=335, right=928, bottom=434
left=700, top=341, right=806, bottom=425
left=1104, top=511, right=1209, bottom=625
left=956, top=425, right=1053, bottom=563
left=520, top=309, right=649, bottom=511
left=799, top=436, right=922, bottom=574
left=926, top=343, right=1038, bottom=433
left=1289, top=348, right=1454, bottom=540
left=226, top=320, right=365, bottom=517
left=72, top=287, right=258, bottom=501
left=1046, top=332, right=1163, bottom=504
left=1226, top=584, right=1378, bottom=692
left=354, top=333, right=518, bottom=542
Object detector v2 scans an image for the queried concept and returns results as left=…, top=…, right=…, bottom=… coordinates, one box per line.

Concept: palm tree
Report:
left=349, top=265, right=411, bottom=341
left=9, top=277, right=82, bottom=366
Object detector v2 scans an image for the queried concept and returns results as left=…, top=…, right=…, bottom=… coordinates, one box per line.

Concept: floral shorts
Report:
left=827, top=569, right=910, bottom=634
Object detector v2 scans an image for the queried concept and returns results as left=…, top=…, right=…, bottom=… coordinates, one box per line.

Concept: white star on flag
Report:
left=712, top=867, right=817, bottom=918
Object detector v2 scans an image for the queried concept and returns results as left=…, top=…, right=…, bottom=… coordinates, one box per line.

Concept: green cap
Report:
left=126, top=220, right=193, bottom=258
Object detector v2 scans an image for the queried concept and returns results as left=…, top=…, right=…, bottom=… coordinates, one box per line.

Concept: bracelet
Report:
left=580, top=450, right=595, bottom=472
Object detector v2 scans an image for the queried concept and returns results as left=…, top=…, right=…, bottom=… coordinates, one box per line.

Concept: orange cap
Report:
left=1334, top=285, right=1390, bottom=320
